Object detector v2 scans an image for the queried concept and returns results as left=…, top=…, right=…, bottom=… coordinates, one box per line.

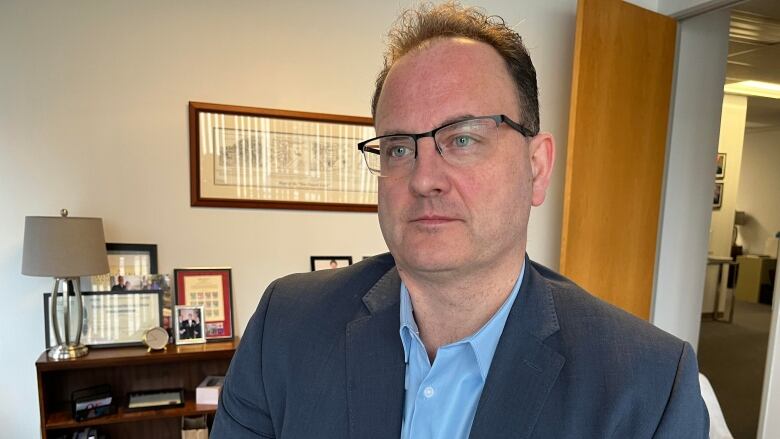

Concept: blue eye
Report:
left=453, top=135, right=474, bottom=147
left=388, top=145, right=412, bottom=158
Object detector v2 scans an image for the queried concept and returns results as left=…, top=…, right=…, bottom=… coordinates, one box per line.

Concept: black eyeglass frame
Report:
left=357, top=114, right=535, bottom=156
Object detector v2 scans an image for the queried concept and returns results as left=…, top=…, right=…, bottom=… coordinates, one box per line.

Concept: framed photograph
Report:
left=713, top=182, right=723, bottom=209
left=311, top=256, right=353, bottom=271
left=81, top=243, right=158, bottom=292
left=189, top=101, right=378, bottom=212
left=715, top=153, right=726, bottom=179
left=43, top=290, right=163, bottom=348
left=174, top=305, right=206, bottom=345
left=173, top=268, right=234, bottom=341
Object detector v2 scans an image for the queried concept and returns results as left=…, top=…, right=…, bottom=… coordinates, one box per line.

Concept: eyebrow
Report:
left=379, top=113, right=477, bottom=136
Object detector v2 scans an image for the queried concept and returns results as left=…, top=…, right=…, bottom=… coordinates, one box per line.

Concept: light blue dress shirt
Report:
left=399, top=263, right=525, bottom=439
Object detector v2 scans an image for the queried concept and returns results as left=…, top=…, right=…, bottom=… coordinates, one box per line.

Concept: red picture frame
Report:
left=173, top=268, right=234, bottom=342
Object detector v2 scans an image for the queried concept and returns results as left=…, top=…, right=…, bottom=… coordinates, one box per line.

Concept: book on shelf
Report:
left=196, top=375, right=225, bottom=405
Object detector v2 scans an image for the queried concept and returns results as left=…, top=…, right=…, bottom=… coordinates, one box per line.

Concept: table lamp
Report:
left=22, top=209, right=109, bottom=360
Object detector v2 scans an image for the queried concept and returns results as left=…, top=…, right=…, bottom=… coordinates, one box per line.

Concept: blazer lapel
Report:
left=469, top=259, right=566, bottom=439
left=346, top=267, right=406, bottom=439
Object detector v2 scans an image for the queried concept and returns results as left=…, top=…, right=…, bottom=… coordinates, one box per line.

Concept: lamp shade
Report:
left=22, top=216, right=109, bottom=277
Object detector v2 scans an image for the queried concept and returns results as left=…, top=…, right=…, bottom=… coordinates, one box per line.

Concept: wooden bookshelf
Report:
left=36, top=340, right=237, bottom=438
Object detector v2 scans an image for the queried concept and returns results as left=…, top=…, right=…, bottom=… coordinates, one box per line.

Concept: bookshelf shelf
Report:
left=36, top=340, right=236, bottom=438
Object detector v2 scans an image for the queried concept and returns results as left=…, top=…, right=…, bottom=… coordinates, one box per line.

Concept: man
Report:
left=180, top=310, right=201, bottom=339
left=111, top=275, right=126, bottom=291
left=213, top=3, right=708, bottom=438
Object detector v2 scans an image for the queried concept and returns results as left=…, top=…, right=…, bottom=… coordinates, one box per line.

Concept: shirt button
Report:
left=423, top=386, right=435, bottom=398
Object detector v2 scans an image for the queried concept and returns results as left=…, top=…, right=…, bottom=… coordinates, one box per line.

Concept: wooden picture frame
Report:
left=189, top=101, right=378, bottom=212
left=173, top=268, right=234, bottom=342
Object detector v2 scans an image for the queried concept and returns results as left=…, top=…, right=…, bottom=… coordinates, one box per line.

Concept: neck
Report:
left=399, top=253, right=525, bottom=360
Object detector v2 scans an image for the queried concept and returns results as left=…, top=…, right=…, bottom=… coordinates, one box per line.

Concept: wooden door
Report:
left=560, top=0, right=677, bottom=319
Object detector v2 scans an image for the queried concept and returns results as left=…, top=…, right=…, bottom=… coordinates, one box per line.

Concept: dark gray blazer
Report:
left=212, top=254, right=708, bottom=438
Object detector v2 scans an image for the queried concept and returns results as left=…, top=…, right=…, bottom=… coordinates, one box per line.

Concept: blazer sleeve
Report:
left=652, top=342, right=710, bottom=439
left=211, top=280, right=279, bottom=439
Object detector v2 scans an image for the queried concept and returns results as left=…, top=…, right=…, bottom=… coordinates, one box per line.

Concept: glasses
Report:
left=357, top=114, right=535, bottom=178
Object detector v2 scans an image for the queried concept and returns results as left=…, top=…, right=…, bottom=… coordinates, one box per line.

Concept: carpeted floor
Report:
left=698, top=299, right=772, bottom=439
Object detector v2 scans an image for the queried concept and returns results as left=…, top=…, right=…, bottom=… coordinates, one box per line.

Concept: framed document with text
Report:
left=189, top=101, right=378, bottom=212
left=173, top=268, right=234, bottom=341
left=43, top=290, right=163, bottom=348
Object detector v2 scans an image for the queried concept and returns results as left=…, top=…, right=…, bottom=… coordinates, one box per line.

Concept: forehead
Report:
left=375, top=37, right=519, bottom=134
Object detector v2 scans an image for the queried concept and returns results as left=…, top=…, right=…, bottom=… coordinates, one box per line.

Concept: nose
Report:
left=408, top=137, right=451, bottom=197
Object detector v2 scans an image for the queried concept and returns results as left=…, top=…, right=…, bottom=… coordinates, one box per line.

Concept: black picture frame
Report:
left=107, top=243, right=158, bottom=274
left=43, top=290, right=163, bottom=349
left=81, top=243, right=159, bottom=292
left=713, top=182, right=723, bottom=209
left=310, top=256, right=353, bottom=271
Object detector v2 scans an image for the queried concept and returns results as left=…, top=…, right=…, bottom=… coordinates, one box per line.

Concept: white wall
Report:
left=759, top=257, right=780, bottom=438
left=700, top=94, right=747, bottom=313
left=710, top=95, right=748, bottom=257
left=737, top=127, right=780, bottom=257
left=651, top=8, right=730, bottom=349
left=0, top=1, right=576, bottom=435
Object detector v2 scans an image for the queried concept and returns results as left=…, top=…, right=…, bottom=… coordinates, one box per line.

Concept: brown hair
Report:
left=371, top=1, right=539, bottom=135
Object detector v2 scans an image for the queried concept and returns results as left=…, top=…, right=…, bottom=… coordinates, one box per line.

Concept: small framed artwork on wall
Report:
left=715, top=153, right=726, bottom=179
left=713, top=182, right=723, bottom=209
left=310, top=256, right=353, bottom=271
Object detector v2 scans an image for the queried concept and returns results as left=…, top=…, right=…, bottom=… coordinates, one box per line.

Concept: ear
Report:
left=528, top=132, right=555, bottom=207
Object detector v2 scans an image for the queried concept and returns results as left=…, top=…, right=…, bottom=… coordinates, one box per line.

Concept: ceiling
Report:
left=728, top=0, right=780, bottom=130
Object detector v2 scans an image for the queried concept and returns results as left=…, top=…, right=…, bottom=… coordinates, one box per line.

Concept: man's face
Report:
left=374, top=38, right=552, bottom=278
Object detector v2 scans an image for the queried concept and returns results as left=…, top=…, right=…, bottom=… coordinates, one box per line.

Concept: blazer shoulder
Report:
left=261, top=253, right=397, bottom=331
left=272, top=253, right=395, bottom=299
left=530, top=261, right=685, bottom=364
left=525, top=261, right=708, bottom=438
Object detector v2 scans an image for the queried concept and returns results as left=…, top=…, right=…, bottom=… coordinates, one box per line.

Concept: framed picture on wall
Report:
left=310, top=256, right=353, bottom=271
left=713, top=182, right=723, bottom=209
left=173, top=268, right=234, bottom=342
left=715, top=153, right=726, bottom=179
left=189, top=101, right=378, bottom=213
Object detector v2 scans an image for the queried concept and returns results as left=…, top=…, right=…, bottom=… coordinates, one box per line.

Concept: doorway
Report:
left=697, top=1, right=780, bottom=437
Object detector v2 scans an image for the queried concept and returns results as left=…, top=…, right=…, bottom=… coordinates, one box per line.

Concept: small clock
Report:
left=143, top=326, right=169, bottom=352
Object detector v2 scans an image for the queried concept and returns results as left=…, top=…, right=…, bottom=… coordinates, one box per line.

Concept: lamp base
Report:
left=48, top=343, right=88, bottom=360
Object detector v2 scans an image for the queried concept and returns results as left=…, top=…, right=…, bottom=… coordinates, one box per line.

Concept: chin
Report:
left=396, top=245, right=468, bottom=274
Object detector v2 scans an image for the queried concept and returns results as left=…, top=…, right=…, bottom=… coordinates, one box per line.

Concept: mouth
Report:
left=410, top=215, right=459, bottom=226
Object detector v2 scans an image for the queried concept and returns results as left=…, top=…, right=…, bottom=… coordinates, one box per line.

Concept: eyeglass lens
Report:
left=362, top=117, right=499, bottom=177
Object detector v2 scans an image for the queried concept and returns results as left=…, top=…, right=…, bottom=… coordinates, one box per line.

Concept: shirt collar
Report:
left=399, top=282, right=418, bottom=364
left=398, top=261, right=526, bottom=379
